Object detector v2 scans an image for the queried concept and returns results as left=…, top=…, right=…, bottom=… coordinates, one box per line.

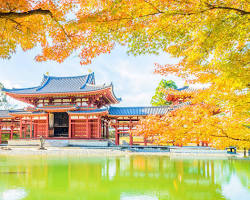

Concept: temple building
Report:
left=0, top=72, right=175, bottom=146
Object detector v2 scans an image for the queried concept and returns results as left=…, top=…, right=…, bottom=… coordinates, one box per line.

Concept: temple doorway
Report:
left=54, top=112, right=69, bottom=137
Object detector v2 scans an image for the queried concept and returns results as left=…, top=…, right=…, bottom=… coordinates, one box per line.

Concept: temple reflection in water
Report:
left=0, top=156, right=249, bottom=200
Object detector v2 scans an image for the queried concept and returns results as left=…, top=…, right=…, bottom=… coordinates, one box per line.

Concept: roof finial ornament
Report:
left=45, top=72, right=50, bottom=76
left=87, top=69, right=92, bottom=74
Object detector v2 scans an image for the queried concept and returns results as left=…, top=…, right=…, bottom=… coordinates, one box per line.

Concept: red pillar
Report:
left=144, top=137, right=147, bottom=146
left=46, top=115, right=49, bottom=138
left=99, top=117, right=102, bottom=138
left=24, top=121, right=27, bottom=138
left=0, top=123, right=2, bottom=144
left=30, top=117, right=33, bottom=138
left=10, top=119, right=13, bottom=140
left=87, top=117, right=90, bottom=138
left=115, top=125, right=119, bottom=146
left=68, top=115, right=72, bottom=138
left=106, top=121, right=109, bottom=139
left=10, top=126, right=13, bottom=140
left=34, top=121, right=37, bottom=138
left=19, top=118, right=23, bottom=138
left=129, top=119, right=133, bottom=146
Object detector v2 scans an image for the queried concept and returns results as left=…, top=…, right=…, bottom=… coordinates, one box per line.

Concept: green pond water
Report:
left=0, top=155, right=249, bottom=200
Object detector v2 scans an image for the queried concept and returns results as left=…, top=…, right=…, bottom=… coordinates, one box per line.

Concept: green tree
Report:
left=151, top=80, right=177, bottom=106
left=0, top=83, right=13, bottom=109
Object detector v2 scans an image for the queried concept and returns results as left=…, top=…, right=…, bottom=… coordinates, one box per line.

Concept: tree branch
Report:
left=143, top=0, right=163, bottom=13
left=211, top=134, right=250, bottom=142
left=0, top=8, right=71, bottom=41
left=0, top=8, right=53, bottom=19
left=206, top=4, right=250, bottom=15
left=211, top=125, right=250, bottom=142
left=93, top=4, right=249, bottom=23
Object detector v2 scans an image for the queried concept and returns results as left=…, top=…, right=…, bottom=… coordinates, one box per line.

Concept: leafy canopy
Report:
left=1, top=0, right=249, bottom=147
left=151, top=79, right=177, bottom=106
left=136, top=86, right=250, bottom=149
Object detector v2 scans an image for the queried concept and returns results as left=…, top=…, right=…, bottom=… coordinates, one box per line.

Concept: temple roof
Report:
left=176, top=86, right=189, bottom=91
left=0, top=110, right=12, bottom=118
left=68, top=107, right=171, bottom=116
left=2, top=72, right=113, bottom=95
left=0, top=103, right=191, bottom=118
left=2, top=72, right=121, bottom=97
left=2, top=72, right=121, bottom=105
left=108, top=103, right=190, bottom=116
left=108, top=106, right=170, bottom=116
left=68, top=104, right=190, bottom=116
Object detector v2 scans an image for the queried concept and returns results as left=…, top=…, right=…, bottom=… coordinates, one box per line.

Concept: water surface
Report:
left=0, top=155, right=249, bottom=200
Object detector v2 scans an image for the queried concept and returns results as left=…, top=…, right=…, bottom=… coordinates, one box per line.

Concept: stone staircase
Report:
left=7, top=139, right=110, bottom=147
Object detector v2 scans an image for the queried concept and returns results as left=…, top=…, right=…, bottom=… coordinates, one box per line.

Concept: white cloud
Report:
left=0, top=45, right=186, bottom=108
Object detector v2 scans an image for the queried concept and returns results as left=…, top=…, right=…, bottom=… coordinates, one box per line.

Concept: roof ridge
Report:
left=176, top=86, right=189, bottom=91
left=36, top=76, right=51, bottom=91
left=80, top=72, right=94, bottom=89
left=44, top=72, right=94, bottom=79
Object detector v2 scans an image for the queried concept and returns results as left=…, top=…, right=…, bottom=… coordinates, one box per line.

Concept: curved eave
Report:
left=9, top=112, right=47, bottom=117
left=36, top=107, right=77, bottom=112
left=108, top=83, right=121, bottom=104
left=5, top=85, right=121, bottom=105
left=68, top=111, right=108, bottom=116
left=2, top=86, right=38, bottom=93
left=5, top=85, right=112, bottom=98
left=0, top=116, right=14, bottom=119
left=108, top=114, right=148, bottom=117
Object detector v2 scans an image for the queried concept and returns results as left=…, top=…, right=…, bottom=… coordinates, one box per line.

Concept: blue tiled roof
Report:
left=2, top=73, right=112, bottom=94
left=0, top=102, right=191, bottom=118
left=176, top=86, right=189, bottom=91
left=68, top=108, right=108, bottom=114
left=0, top=109, right=31, bottom=118
left=0, top=110, right=12, bottom=118
left=68, top=106, right=170, bottom=116
left=108, top=106, right=171, bottom=116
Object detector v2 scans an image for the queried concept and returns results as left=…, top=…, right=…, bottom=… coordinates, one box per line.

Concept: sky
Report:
left=0, top=46, right=185, bottom=108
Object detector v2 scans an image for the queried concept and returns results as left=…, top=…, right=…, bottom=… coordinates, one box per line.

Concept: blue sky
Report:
left=0, top=46, right=185, bottom=108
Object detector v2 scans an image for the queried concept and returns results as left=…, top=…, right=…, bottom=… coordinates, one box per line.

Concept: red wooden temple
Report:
left=0, top=72, right=180, bottom=145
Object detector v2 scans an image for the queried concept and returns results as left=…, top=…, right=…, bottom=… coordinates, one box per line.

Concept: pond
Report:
left=0, top=155, right=249, bottom=200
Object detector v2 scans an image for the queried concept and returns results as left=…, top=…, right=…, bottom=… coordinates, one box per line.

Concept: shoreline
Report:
left=0, top=147, right=249, bottom=159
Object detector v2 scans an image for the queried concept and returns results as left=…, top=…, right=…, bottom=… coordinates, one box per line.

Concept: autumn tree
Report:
left=135, top=88, right=250, bottom=149
left=151, top=79, right=177, bottom=106
left=1, top=0, right=249, bottom=147
left=0, top=0, right=114, bottom=64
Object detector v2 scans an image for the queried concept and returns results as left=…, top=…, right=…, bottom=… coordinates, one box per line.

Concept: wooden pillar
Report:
left=46, top=114, right=49, bottom=138
left=97, top=116, right=101, bottom=138
left=30, top=117, right=33, bottom=138
left=115, top=125, right=119, bottom=146
left=0, top=123, right=2, bottom=144
left=144, top=137, right=147, bottom=146
left=106, top=121, right=109, bottom=139
left=10, top=125, right=13, bottom=140
left=10, top=119, right=13, bottom=140
left=19, top=118, right=23, bottom=138
left=68, top=115, right=72, bottom=138
left=24, top=121, right=27, bottom=138
left=102, top=120, right=104, bottom=138
left=129, top=119, right=133, bottom=146
left=87, top=116, right=90, bottom=138
left=34, top=121, right=37, bottom=138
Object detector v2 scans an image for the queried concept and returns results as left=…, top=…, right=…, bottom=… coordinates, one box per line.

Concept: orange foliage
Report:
left=134, top=102, right=249, bottom=149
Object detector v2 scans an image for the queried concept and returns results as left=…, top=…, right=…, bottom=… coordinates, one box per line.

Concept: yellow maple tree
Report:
left=1, top=0, right=249, bottom=148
